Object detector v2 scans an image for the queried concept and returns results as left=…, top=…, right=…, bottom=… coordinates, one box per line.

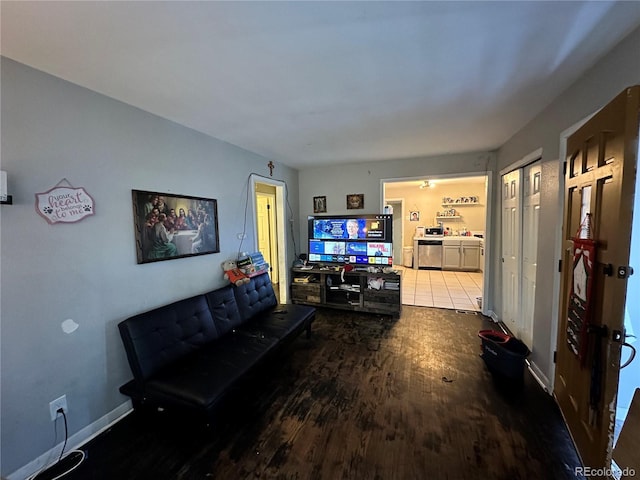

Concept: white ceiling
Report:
left=2, top=1, right=640, bottom=169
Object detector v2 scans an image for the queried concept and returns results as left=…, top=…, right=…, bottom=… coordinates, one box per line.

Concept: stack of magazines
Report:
left=383, top=279, right=400, bottom=290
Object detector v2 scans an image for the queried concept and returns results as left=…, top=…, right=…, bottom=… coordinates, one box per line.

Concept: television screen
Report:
left=307, top=214, right=393, bottom=265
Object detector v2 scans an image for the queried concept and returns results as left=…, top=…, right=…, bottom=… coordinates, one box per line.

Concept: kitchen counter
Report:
left=413, top=235, right=481, bottom=242
left=412, top=236, right=483, bottom=270
left=413, top=235, right=443, bottom=240
left=443, top=236, right=481, bottom=245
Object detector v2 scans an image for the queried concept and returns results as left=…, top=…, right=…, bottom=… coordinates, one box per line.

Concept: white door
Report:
left=501, top=170, right=521, bottom=334
left=521, top=162, right=541, bottom=349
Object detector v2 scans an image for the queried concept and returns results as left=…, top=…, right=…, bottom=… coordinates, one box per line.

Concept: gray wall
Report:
left=0, top=58, right=300, bottom=476
left=298, top=152, right=496, bottom=304
left=3, top=22, right=639, bottom=477
left=298, top=153, right=496, bottom=310
left=298, top=151, right=495, bottom=234
left=297, top=24, right=640, bottom=389
left=493, top=26, right=640, bottom=381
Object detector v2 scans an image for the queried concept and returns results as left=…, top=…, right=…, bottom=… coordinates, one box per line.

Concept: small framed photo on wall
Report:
left=410, top=211, right=420, bottom=221
left=346, top=193, right=364, bottom=210
left=313, top=196, right=327, bottom=213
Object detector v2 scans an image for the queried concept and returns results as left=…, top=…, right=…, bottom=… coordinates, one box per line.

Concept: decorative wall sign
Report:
left=35, top=179, right=95, bottom=224
left=132, top=189, right=219, bottom=264
left=346, top=193, right=364, bottom=210
left=566, top=214, right=596, bottom=365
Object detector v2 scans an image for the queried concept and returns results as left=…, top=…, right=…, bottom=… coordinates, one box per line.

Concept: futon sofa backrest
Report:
left=118, top=273, right=278, bottom=385
left=233, top=272, right=278, bottom=319
left=118, top=294, right=218, bottom=382
left=205, top=285, right=244, bottom=336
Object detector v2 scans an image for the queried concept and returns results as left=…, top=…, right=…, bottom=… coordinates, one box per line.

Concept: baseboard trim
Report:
left=527, top=360, right=553, bottom=394
left=488, top=310, right=499, bottom=323
left=8, top=400, right=133, bottom=480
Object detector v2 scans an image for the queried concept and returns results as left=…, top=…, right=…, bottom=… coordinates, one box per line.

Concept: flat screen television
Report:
left=307, top=214, right=393, bottom=266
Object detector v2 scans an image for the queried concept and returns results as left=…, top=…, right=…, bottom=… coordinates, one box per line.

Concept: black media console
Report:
left=291, top=266, right=401, bottom=317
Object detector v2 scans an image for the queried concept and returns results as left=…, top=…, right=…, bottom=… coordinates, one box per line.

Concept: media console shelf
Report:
left=291, top=266, right=401, bottom=317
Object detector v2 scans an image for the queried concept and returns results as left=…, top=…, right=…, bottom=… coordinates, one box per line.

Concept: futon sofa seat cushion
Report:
left=143, top=332, right=278, bottom=409
left=238, top=305, right=317, bottom=340
left=118, top=273, right=315, bottom=421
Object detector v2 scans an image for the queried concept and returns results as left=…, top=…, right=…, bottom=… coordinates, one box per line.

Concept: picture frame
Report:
left=132, top=189, right=220, bottom=264
left=346, top=193, right=364, bottom=210
left=410, top=211, right=420, bottom=222
left=313, top=195, right=327, bottom=213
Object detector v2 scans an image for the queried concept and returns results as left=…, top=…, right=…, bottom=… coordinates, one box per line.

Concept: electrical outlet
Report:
left=49, top=394, right=67, bottom=421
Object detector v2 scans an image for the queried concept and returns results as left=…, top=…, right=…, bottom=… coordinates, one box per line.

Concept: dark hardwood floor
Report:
left=60, top=307, right=585, bottom=480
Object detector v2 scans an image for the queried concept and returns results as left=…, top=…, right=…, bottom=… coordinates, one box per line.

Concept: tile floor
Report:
left=395, top=266, right=483, bottom=311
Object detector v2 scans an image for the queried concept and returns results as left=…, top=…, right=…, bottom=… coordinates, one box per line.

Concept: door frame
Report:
left=384, top=197, right=405, bottom=264
left=250, top=174, right=288, bottom=303
left=380, top=171, right=493, bottom=316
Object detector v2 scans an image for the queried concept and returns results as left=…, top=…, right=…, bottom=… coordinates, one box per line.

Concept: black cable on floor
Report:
left=29, top=409, right=85, bottom=480
left=58, top=410, right=68, bottom=462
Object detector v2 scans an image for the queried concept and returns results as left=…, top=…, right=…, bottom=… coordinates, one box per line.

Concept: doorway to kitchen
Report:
left=382, top=174, right=491, bottom=314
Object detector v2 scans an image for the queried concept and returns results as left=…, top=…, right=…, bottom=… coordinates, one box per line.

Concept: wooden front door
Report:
left=555, top=86, right=640, bottom=472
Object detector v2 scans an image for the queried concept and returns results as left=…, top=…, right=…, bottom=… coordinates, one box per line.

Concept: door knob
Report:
left=617, top=266, right=634, bottom=278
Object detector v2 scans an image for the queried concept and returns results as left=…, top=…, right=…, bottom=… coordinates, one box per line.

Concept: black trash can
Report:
left=478, top=330, right=530, bottom=380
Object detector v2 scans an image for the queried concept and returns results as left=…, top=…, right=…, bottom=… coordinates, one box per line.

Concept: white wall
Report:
left=494, top=26, right=640, bottom=386
left=0, top=58, right=300, bottom=477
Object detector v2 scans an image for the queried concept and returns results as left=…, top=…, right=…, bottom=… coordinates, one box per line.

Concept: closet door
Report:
left=501, top=169, right=521, bottom=334
left=521, top=162, right=541, bottom=349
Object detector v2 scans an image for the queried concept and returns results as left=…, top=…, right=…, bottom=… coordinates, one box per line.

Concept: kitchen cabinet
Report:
left=442, top=237, right=481, bottom=271
left=442, top=244, right=461, bottom=269
left=461, top=243, right=480, bottom=270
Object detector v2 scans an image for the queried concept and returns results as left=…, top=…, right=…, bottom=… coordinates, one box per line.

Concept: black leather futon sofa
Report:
left=118, top=272, right=315, bottom=422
